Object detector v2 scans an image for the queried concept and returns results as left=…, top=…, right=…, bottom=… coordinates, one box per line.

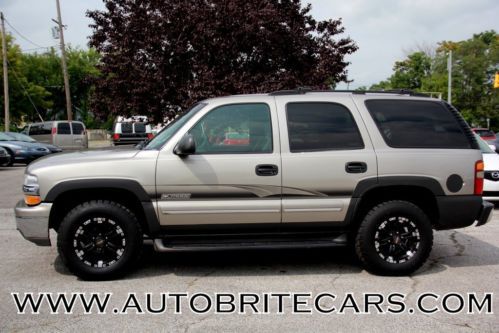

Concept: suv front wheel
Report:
left=355, top=200, right=433, bottom=276
left=57, top=200, right=143, bottom=280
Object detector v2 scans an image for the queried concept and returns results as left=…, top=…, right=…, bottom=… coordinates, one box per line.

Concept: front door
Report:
left=155, top=100, right=282, bottom=230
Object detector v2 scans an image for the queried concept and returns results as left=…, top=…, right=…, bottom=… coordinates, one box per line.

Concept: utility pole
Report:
left=447, top=50, right=452, bottom=104
left=55, top=0, right=72, bottom=121
left=1, top=12, right=9, bottom=130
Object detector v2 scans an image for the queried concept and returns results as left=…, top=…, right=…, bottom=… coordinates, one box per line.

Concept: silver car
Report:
left=21, top=121, right=88, bottom=150
left=14, top=90, right=493, bottom=280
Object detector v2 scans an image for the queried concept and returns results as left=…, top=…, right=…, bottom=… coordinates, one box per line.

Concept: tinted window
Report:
left=72, top=122, right=84, bottom=135
left=57, top=122, right=71, bottom=135
left=189, top=103, right=272, bottom=154
left=29, top=124, right=51, bottom=135
left=121, top=123, right=132, bottom=133
left=134, top=123, right=146, bottom=133
left=365, top=100, right=470, bottom=149
left=286, top=102, right=364, bottom=152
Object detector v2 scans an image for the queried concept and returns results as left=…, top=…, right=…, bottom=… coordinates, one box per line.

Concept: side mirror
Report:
left=174, top=134, right=196, bottom=157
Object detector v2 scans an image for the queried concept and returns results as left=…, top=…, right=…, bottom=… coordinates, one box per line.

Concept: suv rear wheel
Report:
left=57, top=200, right=143, bottom=280
left=355, top=200, right=433, bottom=275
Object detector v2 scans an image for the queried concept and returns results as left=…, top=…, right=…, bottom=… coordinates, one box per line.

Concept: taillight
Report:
left=474, top=160, right=484, bottom=195
left=51, top=127, right=57, bottom=135
left=113, top=133, right=120, bottom=140
left=147, top=133, right=154, bottom=139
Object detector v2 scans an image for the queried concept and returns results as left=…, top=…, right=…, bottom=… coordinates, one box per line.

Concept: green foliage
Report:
left=0, top=34, right=103, bottom=128
left=371, top=30, right=499, bottom=130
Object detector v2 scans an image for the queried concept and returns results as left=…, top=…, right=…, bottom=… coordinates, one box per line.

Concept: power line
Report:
left=4, top=17, right=46, bottom=49
left=6, top=58, right=44, bottom=122
left=21, top=45, right=57, bottom=53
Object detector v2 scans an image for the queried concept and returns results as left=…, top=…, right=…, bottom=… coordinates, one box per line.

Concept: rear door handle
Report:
left=345, top=162, right=367, bottom=173
left=256, top=164, right=279, bottom=176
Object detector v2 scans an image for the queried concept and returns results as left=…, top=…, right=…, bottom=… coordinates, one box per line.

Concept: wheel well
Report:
left=48, top=188, right=150, bottom=235
left=352, top=186, right=439, bottom=228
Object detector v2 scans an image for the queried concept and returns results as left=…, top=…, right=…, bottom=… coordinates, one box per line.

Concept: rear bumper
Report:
left=15, top=200, right=52, bottom=246
left=476, top=201, right=494, bottom=226
left=435, top=195, right=493, bottom=229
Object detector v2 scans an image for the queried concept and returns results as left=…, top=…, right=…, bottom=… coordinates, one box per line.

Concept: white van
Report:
left=22, top=121, right=88, bottom=150
left=112, top=116, right=153, bottom=145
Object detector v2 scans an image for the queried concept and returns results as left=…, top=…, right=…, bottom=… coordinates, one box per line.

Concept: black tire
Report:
left=57, top=200, right=143, bottom=280
left=4, top=149, right=14, bottom=166
left=355, top=200, right=433, bottom=276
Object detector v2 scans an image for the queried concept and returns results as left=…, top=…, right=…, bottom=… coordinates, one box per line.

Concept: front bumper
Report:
left=15, top=200, right=52, bottom=246
left=14, top=152, right=50, bottom=164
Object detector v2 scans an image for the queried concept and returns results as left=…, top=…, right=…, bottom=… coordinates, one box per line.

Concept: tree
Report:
left=370, top=31, right=499, bottom=130
left=87, top=0, right=358, bottom=121
left=0, top=34, right=52, bottom=128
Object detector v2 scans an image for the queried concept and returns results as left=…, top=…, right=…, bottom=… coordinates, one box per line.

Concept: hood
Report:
left=483, top=153, right=499, bottom=171
left=0, top=140, right=36, bottom=149
left=27, top=148, right=140, bottom=172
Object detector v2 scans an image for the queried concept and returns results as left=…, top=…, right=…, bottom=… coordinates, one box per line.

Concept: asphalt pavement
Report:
left=1, top=165, right=498, bottom=332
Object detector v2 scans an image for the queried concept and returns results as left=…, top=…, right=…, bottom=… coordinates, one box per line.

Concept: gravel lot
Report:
left=1, top=165, right=498, bottom=332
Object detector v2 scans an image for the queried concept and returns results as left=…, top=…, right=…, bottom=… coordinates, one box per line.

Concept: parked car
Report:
left=0, top=132, right=51, bottom=166
left=485, top=137, right=499, bottom=153
left=21, top=121, right=88, bottom=150
left=476, top=135, right=499, bottom=201
left=0, top=146, right=10, bottom=166
left=15, top=90, right=492, bottom=280
left=112, top=116, right=153, bottom=145
left=472, top=128, right=496, bottom=141
left=4, top=132, right=62, bottom=153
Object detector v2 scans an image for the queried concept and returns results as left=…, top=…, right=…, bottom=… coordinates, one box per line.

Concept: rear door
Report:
left=55, top=122, right=73, bottom=149
left=275, top=94, right=377, bottom=225
left=71, top=122, right=87, bottom=149
left=155, top=98, right=282, bottom=230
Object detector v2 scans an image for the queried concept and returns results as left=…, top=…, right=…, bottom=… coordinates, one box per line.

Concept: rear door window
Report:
left=365, top=100, right=470, bottom=149
left=286, top=102, right=364, bottom=152
left=57, top=122, right=71, bottom=135
left=72, top=122, right=84, bottom=135
left=121, top=123, right=133, bottom=133
left=134, top=123, right=146, bottom=133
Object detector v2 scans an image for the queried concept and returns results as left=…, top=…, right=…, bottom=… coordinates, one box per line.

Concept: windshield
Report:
left=5, top=132, right=36, bottom=142
left=0, top=132, right=14, bottom=141
left=144, top=103, right=207, bottom=150
left=475, top=134, right=495, bottom=154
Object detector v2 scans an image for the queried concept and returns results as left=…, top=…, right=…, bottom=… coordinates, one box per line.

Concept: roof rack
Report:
left=269, top=88, right=430, bottom=98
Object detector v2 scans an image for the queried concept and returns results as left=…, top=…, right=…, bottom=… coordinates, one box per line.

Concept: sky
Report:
left=0, top=0, right=498, bottom=89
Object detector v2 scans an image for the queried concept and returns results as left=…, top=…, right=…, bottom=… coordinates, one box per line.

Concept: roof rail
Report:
left=269, top=87, right=313, bottom=96
left=268, top=88, right=430, bottom=98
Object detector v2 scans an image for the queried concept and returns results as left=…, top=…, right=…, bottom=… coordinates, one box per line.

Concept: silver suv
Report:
left=15, top=90, right=494, bottom=280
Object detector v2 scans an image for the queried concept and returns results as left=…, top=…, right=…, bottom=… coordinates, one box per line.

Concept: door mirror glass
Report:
left=174, top=134, right=196, bottom=157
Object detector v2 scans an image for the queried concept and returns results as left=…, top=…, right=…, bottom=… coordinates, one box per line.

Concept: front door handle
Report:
left=256, top=164, right=279, bottom=176
left=345, top=162, right=367, bottom=173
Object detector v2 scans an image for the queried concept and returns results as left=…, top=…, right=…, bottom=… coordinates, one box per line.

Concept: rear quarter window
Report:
left=29, top=124, right=51, bottom=135
left=364, top=100, right=471, bottom=149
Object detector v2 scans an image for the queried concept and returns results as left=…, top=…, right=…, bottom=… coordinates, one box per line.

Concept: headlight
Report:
left=23, top=174, right=41, bottom=206
left=15, top=149, right=27, bottom=155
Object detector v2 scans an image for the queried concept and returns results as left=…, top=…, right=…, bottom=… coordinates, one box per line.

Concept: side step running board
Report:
left=153, top=234, right=348, bottom=252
